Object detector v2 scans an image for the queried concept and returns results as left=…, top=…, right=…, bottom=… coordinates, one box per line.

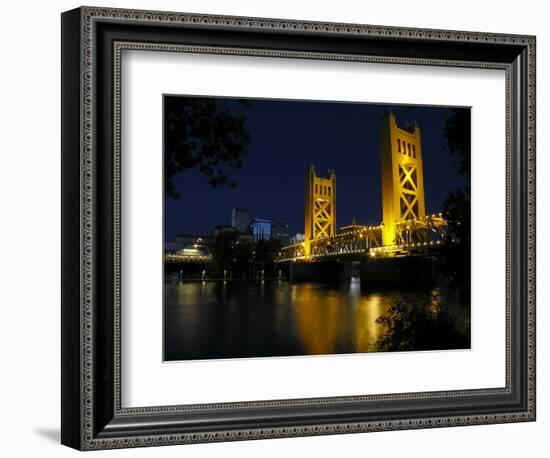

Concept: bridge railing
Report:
left=277, top=242, right=306, bottom=262
left=394, top=213, right=447, bottom=245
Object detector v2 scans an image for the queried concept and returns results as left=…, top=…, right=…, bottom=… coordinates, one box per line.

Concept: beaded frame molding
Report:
left=61, top=6, right=536, bottom=450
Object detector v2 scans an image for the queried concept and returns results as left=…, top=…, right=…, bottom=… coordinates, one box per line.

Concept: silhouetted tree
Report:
left=443, top=108, right=471, bottom=178
left=233, top=239, right=254, bottom=279
left=210, top=231, right=256, bottom=278
left=440, top=189, right=470, bottom=300
left=210, top=231, right=239, bottom=276
left=376, top=300, right=470, bottom=352
left=164, top=97, right=251, bottom=198
left=254, top=238, right=282, bottom=276
left=439, top=109, right=471, bottom=302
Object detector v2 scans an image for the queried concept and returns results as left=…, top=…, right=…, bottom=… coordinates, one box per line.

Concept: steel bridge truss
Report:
left=278, top=213, right=448, bottom=261
left=394, top=213, right=447, bottom=246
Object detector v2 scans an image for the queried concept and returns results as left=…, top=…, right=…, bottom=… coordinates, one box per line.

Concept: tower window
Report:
left=315, top=184, right=318, bottom=194
left=413, top=145, right=416, bottom=158
left=397, top=139, right=401, bottom=152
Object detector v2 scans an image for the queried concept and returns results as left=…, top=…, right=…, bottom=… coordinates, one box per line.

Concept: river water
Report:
left=164, top=279, right=470, bottom=361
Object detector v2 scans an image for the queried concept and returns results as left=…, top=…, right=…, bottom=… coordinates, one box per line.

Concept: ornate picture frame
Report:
left=61, top=6, right=536, bottom=450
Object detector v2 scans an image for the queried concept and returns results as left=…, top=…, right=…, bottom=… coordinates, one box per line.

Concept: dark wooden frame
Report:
left=61, top=6, right=536, bottom=450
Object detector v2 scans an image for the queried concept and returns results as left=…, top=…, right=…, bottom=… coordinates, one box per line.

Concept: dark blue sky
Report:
left=164, top=97, right=468, bottom=241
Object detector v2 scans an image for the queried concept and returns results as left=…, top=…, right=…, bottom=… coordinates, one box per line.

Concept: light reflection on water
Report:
left=164, top=279, right=467, bottom=361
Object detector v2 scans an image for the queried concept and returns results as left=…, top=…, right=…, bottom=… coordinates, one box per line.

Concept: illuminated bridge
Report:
left=279, top=112, right=449, bottom=263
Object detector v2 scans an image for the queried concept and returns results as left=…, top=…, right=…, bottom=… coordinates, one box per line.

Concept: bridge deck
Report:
left=279, top=213, right=447, bottom=261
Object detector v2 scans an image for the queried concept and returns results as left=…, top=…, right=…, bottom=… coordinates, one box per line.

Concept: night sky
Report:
left=164, top=97, right=469, bottom=241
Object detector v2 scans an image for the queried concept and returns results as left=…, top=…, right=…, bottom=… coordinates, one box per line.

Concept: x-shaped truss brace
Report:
left=399, top=164, right=419, bottom=220
left=313, top=199, right=332, bottom=239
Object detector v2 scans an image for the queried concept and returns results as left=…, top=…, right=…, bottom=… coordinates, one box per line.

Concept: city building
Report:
left=231, top=208, right=252, bottom=234
left=251, top=218, right=272, bottom=241
left=339, top=216, right=366, bottom=233
left=212, top=225, right=239, bottom=238
left=175, top=234, right=212, bottom=247
left=271, top=220, right=290, bottom=245
left=164, top=241, right=184, bottom=253
left=290, top=233, right=305, bottom=245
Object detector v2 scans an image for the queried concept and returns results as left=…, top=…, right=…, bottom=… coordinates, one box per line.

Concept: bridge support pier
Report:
left=286, top=261, right=347, bottom=283
left=282, top=256, right=435, bottom=288
left=359, top=256, right=435, bottom=290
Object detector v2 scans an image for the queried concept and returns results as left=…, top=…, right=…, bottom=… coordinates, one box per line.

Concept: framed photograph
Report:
left=61, top=6, right=536, bottom=450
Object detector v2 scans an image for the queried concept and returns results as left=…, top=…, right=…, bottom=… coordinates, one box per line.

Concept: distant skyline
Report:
left=164, top=96, right=469, bottom=241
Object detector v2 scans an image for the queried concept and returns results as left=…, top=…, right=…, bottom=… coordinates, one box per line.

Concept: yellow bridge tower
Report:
left=380, top=112, right=426, bottom=246
left=304, top=165, right=336, bottom=256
